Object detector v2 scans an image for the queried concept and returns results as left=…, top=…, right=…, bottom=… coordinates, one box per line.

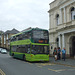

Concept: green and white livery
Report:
left=10, top=28, right=49, bottom=62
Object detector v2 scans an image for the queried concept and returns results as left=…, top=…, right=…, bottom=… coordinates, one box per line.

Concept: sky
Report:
left=0, top=0, right=54, bottom=32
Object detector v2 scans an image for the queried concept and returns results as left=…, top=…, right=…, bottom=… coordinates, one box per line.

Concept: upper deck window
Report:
left=33, top=30, right=49, bottom=39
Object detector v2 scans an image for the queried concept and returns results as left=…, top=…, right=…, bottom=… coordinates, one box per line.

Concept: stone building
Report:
left=48, top=0, right=75, bottom=57
left=0, top=29, right=19, bottom=50
left=0, top=31, right=4, bottom=47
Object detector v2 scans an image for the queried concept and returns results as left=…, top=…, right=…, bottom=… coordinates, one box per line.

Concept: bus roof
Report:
left=33, top=28, right=48, bottom=31
left=11, top=32, right=22, bottom=37
left=11, top=28, right=48, bottom=37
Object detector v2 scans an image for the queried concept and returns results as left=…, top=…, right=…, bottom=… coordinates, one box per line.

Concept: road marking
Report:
left=51, top=62, right=75, bottom=68
left=0, top=69, right=5, bottom=75
left=36, top=63, right=56, bottom=66
left=37, top=66, right=42, bottom=68
left=40, top=63, right=56, bottom=66
left=48, top=68, right=61, bottom=73
left=48, top=68, right=68, bottom=73
left=24, top=62, right=33, bottom=65
left=48, top=68, right=75, bottom=73
left=28, top=63, right=33, bottom=65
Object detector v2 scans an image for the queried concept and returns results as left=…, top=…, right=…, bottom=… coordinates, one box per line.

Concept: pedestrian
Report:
left=53, top=47, right=57, bottom=61
left=61, top=48, right=66, bottom=61
left=57, top=47, right=61, bottom=60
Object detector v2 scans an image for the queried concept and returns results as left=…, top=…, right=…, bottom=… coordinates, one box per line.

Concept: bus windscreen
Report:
left=31, top=45, right=49, bottom=54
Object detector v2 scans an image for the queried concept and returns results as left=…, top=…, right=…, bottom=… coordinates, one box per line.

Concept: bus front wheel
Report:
left=12, top=53, right=14, bottom=56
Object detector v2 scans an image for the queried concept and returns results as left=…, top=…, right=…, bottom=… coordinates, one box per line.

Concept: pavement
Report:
left=49, top=57, right=75, bottom=67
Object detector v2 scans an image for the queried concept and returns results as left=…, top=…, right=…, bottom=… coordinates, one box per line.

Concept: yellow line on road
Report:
left=37, top=66, right=42, bottom=68
left=28, top=63, right=33, bottom=65
left=40, top=63, right=56, bottom=66
left=35, top=63, right=56, bottom=66
left=48, top=68, right=67, bottom=73
left=0, top=69, right=5, bottom=75
left=48, top=68, right=57, bottom=72
left=51, top=62, right=75, bottom=68
left=48, top=68, right=75, bottom=73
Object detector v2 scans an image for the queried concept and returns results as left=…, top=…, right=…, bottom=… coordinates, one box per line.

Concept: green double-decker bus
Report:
left=10, top=28, right=49, bottom=62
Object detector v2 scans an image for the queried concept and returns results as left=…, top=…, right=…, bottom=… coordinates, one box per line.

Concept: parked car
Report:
left=0, top=48, right=2, bottom=53
left=1, top=49, right=7, bottom=54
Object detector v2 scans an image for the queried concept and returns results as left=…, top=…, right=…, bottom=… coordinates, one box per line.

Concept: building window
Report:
left=7, top=34, right=8, bottom=40
left=56, top=14, right=60, bottom=25
left=4, top=35, right=6, bottom=44
left=56, top=38, right=59, bottom=47
left=1, top=36, right=2, bottom=44
left=71, top=7, right=75, bottom=20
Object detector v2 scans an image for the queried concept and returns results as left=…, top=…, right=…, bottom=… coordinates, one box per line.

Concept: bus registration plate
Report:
left=40, top=59, right=43, bottom=61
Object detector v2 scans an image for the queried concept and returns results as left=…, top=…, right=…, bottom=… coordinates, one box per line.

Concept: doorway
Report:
left=72, top=36, right=75, bottom=56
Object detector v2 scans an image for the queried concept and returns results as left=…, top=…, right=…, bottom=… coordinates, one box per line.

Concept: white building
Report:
left=48, top=0, right=75, bottom=57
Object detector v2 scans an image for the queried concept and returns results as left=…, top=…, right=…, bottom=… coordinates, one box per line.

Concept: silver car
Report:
left=1, top=49, right=7, bottom=54
left=0, top=48, right=2, bottom=53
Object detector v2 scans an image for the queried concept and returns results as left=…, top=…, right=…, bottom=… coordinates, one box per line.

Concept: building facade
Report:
left=0, top=31, right=4, bottom=47
left=0, top=29, right=19, bottom=50
left=48, top=0, right=75, bottom=57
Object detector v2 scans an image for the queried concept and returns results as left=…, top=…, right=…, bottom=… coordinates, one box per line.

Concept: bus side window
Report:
left=27, top=45, right=31, bottom=53
left=27, top=48, right=30, bottom=53
left=18, top=34, right=23, bottom=40
left=12, top=46, right=17, bottom=52
left=23, top=33, right=28, bottom=40
left=22, top=32, right=31, bottom=40
left=24, top=45, right=28, bottom=53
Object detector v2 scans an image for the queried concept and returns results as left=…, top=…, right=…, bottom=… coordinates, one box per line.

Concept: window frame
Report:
left=56, top=14, right=60, bottom=26
left=71, top=7, right=75, bottom=20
